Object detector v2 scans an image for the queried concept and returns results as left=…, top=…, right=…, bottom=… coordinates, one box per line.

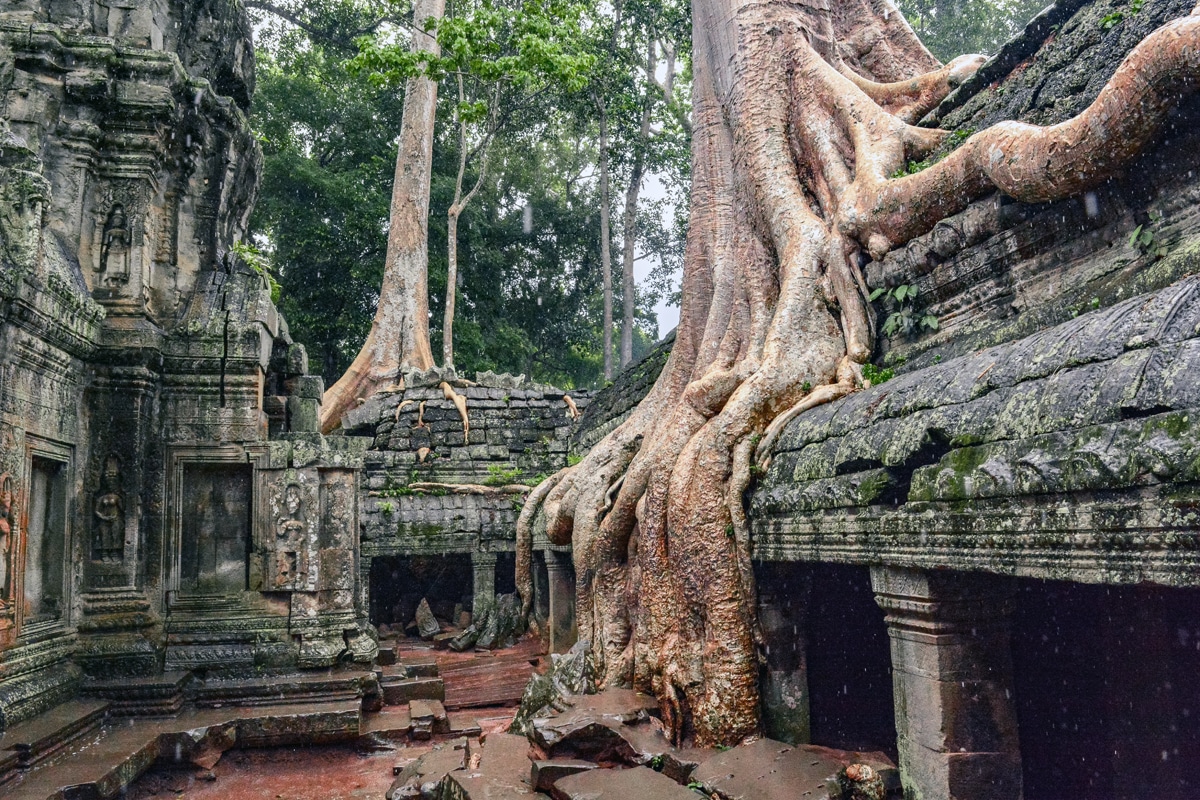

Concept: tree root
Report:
left=514, top=1, right=1200, bottom=746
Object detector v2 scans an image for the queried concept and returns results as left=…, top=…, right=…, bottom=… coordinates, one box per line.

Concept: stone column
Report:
left=471, top=550, right=497, bottom=616
left=758, top=563, right=811, bottom=745
left=871, top=567, right=1022, bottom=800
left=545, top=550, right=576, bottom=653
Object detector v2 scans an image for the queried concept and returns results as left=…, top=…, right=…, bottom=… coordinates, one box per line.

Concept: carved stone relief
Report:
left=0, top=473, right=15, bottom=609
left=97, top=205, right=131, bottom=287
left=0, top=124, right=48, bottom=275
left=92, top=455, right=124, bottom=562
left=259, top=471, right=318, bottom=592
left=180, top=464, right=252, bottom=595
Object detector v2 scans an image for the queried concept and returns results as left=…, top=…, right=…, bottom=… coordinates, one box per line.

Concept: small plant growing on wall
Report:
left=869, top=284, right=939, bottom=338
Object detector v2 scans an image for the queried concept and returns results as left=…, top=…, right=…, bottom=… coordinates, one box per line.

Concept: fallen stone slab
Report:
left=530, top=688, right=659, bottom=752
left=531, top=760, right=597, bottom=793
left=389, top=738, right=471, bottom=800
left=416, top=599, right=442, bottom=639
left=444, top=732, right=537, bottom=798
left=553, top=765, right=698, bottom=800
left=690, top=738, right=899, bottom=800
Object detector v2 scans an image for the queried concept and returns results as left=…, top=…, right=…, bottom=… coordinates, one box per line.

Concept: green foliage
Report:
left=567, top=452, right=583, bottom=467
left=898, top=0, right=1050, bottom=61
left=247, top=0, right=689, bottom=389
left=869, top=284, right=939, bottom=339
left=890, top=158, right=932, bottom=178
left=231, top=241, right=282, bottom=304
left=861, top=363, right=895, bottom=385
left=378, top=501, right=395, bottom=515
left=484, top=464, right=523, bottom=486
left=1100, top=11, right=1124, bottom=30
left=1129, top=215, right=1168, bottom=258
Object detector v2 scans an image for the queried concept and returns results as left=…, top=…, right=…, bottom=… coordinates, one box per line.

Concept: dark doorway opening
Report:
left=1011, top=579, right=1200, bottom=800
left=369, top=554, right=473, bottom=629
left=495, top=551, right=516, bottom=596
left=807, top=564, right=896, bottom=756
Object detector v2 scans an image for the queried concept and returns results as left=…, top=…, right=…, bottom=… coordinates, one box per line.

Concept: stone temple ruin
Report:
left=0, top=0, right=1199, bottom=799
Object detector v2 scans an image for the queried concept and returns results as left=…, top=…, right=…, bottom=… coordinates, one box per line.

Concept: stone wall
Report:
left=0, top=0, right=372, bottom=730
left=349, top=373, right=587, bottom=640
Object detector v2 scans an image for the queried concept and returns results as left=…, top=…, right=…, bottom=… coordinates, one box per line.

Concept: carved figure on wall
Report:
left=92, top=457, right=125, bottom=562
left=0, top=122, right=48, bottom=273
left=98, top=204, right=131, bottom=285
left=274, top=482, right=307, bottom=589
left=0, top=474, right=14, bottom=605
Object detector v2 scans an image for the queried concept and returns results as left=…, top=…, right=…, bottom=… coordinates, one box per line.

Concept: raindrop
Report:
left=1083, top=192, right=1099, bottom=218
left=523, top=204, right=533, bottom=234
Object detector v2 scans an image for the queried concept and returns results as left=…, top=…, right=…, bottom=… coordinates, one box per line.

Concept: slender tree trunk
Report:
left=443, top=81, right=492, bottom=371
left=620, top=40, right=657, bottom=368
left=320, top=0, right=443, bottom=432
left=597, top=96, right=614, bottom=381
left=520, top=0, right=1200, bottom=747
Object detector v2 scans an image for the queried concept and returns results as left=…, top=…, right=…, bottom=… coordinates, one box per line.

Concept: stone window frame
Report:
left=164, top=444, right=268, bottom=602
left=18, top=436, right=74, bottom=639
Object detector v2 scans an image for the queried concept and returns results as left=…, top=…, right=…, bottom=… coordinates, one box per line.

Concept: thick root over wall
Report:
left=517, top=0, right=1200, bottom=746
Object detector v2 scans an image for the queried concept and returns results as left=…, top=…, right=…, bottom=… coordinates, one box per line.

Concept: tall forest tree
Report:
left=519, top=0, right=1200, bottom=746
left=321, top=0, right=445, bottom=432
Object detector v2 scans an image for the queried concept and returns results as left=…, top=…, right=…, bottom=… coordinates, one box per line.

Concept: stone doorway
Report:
left=1011, top=580, right=1200, bottom=800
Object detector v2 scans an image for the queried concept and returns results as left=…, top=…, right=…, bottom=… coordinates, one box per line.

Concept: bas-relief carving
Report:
left=0, top=124, right=49, bottom=276
left=180, top=465, right=252, bottom=595
left=259, top=472, right=318, bottom=592
left=0, top=473, right=15, bottom=610
left=97, top=205, right=131, bottom=287
left=92, top=456, right=124, bottom=563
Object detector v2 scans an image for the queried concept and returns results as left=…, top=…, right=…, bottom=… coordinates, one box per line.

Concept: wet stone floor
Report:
left=126, top=743, right=424, bottom=800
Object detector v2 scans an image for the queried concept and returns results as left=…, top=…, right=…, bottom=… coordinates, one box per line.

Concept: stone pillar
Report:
left=545, top=550, right=576, bottom=653
left=471, top=550, right=497, bottom=616
left=871, top=567, right=1022, bottom=800
left=758, top=562, right=811, bottom=745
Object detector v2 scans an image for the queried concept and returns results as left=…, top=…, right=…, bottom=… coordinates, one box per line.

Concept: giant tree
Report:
left=321, top=0, right=445, bottom=432
left=518, top=0, right=1200, bottom=746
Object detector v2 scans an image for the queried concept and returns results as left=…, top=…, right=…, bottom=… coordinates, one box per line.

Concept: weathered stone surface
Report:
left=552, top=765, right=696, bottom=800
left=690, top=738, right=898, bottom=800
left=416, top=599, right=442, bottom=639
left=444, top=731, right=536, bottom=799
left=510, top=640, right=596, bottom=737
left=531, top=759, right=598, bottom=792
left=529, top=689, right=666, bottom=766
left=389, top=738, right=470, bottom=800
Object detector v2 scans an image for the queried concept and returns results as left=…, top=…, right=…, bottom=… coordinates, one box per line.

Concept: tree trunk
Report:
left=619, top=41, right=656, bottom=369
left=597, top=97, right=615, bottom=381
left=443, top=90, right=492, bottom=371
left=320, top=0, right=443, bottom=432
left=520, top=0, right=1200, bottom=746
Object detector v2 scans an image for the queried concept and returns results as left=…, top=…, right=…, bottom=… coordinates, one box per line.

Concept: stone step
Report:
left=3, top=701, right=363, bottom=800
left=552, top=765, right=697, bottom=800
left=0, top=699, right=110, bottom=769
left=377, top=644, right=399, bottom=666
left=409, top=699, right=450, bottom=740
left=446, top=711, right=482, bottom=738
left=361, top=706, right=413, bottom=741
left=397, top=655, right=440, bottom=678
left=381, top=676, right=445, bottom=706
left=190, top=670, right=370, bottom=708
left=83, top=671, right=192, bottom=717
left=689, top=738, right=900, bottom=800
